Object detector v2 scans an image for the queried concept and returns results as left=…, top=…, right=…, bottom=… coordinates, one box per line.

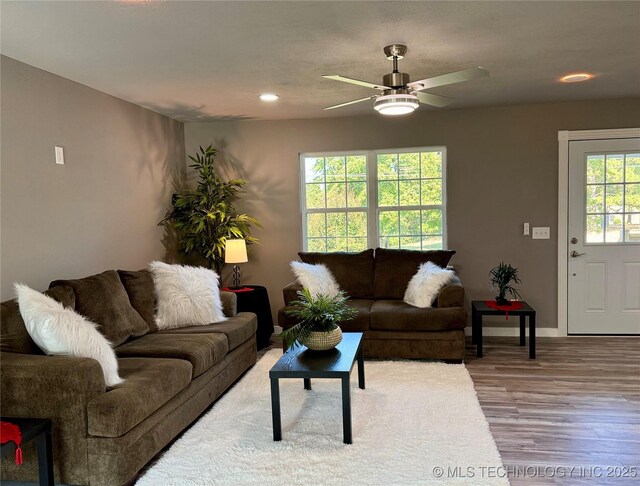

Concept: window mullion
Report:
left=367, top=150, right=378, bottom=249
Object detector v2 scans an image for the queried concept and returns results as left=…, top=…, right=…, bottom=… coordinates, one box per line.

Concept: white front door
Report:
left=568, top=138, right=640, bottom=335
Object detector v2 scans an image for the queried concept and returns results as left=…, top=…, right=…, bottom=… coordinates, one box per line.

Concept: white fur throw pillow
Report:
left=149, top=261, right=226, bottom=330
left=15, top=283, right=124, bottom=387
left=404, top=261, right=455, bottom=308
left=290, top=261, right=341, bottom=298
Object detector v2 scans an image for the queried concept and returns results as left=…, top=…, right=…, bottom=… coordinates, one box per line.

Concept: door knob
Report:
left=570, top=250, right=585, bottom=258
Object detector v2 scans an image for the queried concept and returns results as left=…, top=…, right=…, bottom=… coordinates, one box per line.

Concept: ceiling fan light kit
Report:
left=374, top=94, right=419, bottom=116
left=323, top=44, right=489, bottom=116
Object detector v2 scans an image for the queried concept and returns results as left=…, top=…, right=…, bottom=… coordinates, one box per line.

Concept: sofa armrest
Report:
left=0, top=352, right=105, bottom=484
left=220, top=291, right=238, bottom=317
left=436, top=277, right=465, bottom=308
left=282, top=280, right=303, bottom=306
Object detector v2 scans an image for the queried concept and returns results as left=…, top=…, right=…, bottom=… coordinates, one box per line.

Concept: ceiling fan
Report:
left=323, top=44, right=489, bottom=116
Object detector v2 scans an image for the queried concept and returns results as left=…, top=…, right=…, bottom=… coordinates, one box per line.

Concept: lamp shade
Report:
left=224, top=239, right=248, bottom=264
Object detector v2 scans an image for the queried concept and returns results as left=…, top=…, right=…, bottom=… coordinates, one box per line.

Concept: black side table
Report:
left=224, top=285, right=274, bottom=349
left=471, top=300, right=537, bottom=359
left=0, top=417, right=54, bottom=486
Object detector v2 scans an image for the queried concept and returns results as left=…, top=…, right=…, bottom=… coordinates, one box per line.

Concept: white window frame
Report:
left=299, top=146, right=447, bottom=251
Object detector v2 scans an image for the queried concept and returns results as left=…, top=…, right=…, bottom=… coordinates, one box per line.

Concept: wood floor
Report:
left=465, top=336, right=640, bottom=485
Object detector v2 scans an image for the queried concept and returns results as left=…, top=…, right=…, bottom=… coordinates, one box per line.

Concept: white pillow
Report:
left=149, top=261, right=226, bottom=330
left=404, top=261, right=455, bottom=308
left=15, top=283, right=124, bottom=387
left=290, top=261, right=341, bottom=298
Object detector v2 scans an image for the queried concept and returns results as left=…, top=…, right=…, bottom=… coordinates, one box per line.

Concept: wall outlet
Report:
left=55, top=146, right=64, bottom=165
left=532, top=226, right=550, bottom=239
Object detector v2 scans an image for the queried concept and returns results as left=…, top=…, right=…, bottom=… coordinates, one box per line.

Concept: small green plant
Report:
left=160, top=145, right=261, bottom=274
left=281, top=289, right=358, bottom=350
left=489, top=262, right=522, bottom=304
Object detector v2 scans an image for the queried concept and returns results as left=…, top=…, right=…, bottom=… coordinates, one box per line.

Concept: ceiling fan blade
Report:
left=323, top=95, right=379, bottom=111
left=415, top=91, right=454, bottom=108
left=408, top=67, right=490, bottom=91
left=322, top=75, right=390, bottom=91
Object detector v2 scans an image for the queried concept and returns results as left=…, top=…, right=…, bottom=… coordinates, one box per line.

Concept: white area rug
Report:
left=138, top=350, right=508, bottom=485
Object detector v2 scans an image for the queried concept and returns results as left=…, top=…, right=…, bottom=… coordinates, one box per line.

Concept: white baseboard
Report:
left=464, top=326, right=560, bottom=338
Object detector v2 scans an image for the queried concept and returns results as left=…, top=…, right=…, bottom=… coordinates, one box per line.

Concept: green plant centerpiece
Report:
left=281, top=289, right=358, bottom=351
left=489, top=262, right=522, bottom=305
left=160, top=145, right=261, bottom=274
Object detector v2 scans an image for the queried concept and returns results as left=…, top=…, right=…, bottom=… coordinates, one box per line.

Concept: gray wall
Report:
left=1, top=56, right=185, bottom=299
left=185, top=98, right=640, bottom=329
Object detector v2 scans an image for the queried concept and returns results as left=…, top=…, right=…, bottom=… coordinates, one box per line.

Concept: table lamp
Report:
left=225, top=239, right=248, bottom=288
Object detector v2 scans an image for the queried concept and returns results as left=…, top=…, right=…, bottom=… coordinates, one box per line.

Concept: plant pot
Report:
left=300, top=327, right=343, bottom=351
left=495, top=294, right=510, bottom=305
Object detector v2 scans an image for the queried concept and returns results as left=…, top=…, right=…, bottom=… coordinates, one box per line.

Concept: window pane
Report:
left=306, top=214, right=325, bottom=237
left=605, top=184, right=623, bottom=213
left=586, top=215, right=604, bottom=243
left=399, top=210, right=421, bottom=235
left=422, top=209, right=442, bottom=235
left=605, top=214, right=623, bottom=242
left=327, top=238, right=348, bottom=252
left=586, top=185, right=604, bottom=214
left=626, top=214, right=640, bottom=242
left=326, top=183, right=346, bottom=208
left=626, top=154, right=640, bottom=183
left=421, top=152, right=442, bottom=178
left=422, top=235, right=443, bottom=250
left=399, top=153, right=420, bottom=179
left=378, top=181, right=398, bottom=206
left=379, top=211, right=399, bottom=236
left=347, top=155, right=366, bottom=181
left=626, top=183, right=640, bottom=212
left=348, top=237, right=368, bottom=252
left=306, top=183, right=325, bottom=209
left=400, top=236, right=421, bottom=250
left=380, top=236, right=399, bottom=249
left=347, top=212, right=367, bottom=237
left=377, top=154, right=398, bottom=180
left=586, top=155, right=604, bottom=184
left=305, top=157, right=325, bottom=183
left=325, top=156, right=345, bottom=182
left=399, top=180, right=420, bottom=206
left=307, top=238, right=326, bottom=252
left=421, top=179, right=442, bottom=205
left=347, top=182, right=367, bottom=207
left=326, top=212, right=346, bottom=237
left=605, top=155, right=624, bottom=183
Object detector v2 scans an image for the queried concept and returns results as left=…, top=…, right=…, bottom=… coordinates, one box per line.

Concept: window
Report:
left=301, top=148, right=446, bottom=252
left=585, top=152, right=640, bottom=243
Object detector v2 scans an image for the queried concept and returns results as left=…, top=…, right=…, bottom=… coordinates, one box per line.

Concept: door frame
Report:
left=557, top=128, right=640, bottom=337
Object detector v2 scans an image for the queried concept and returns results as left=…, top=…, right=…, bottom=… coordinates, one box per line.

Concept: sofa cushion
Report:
left=158, top=313, right=257, bottom=351
left=373, top=248, right=456, bottom=299
left=87, top=357, right=192, bottom=438
left=50, top=270, right=149, bottom=347
left=370, top=300, right=466, bottom=332
left=298, top=249, right=374, bottom=299
left=115, top=333, right=228, bottom=378
left=117, top=269, right=156, bottom=332
left=1, top=285, right=75, bottom=355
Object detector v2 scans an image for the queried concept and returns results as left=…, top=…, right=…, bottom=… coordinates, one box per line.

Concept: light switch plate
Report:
left=532, top=227, right=550, bottom=239
left=523, top=223, right=530, bottom=236
left=55, top=146, right=64, bottom=165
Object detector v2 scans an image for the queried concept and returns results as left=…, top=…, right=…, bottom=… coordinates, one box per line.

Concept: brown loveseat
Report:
left=278, top=248, right=467, bottom=361
left=0, top=269, right=257, bottom=486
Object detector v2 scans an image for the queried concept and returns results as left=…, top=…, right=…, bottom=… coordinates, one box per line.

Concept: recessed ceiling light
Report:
left=560, top=73, right=593, bottom=83
left=259, top=93, right=279, bottom=102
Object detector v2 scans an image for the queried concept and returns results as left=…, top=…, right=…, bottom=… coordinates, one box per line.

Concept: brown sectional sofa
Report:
left=278, top=248, right=467, bottom=361
left=1, top=269, right=257, bottom=485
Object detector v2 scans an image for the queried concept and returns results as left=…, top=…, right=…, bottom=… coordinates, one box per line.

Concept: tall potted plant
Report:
left=281, top=289, right=358, bottom=351
left=489, top=262, right=521, bottom=305
left=160, top=145, right=261, bottom=274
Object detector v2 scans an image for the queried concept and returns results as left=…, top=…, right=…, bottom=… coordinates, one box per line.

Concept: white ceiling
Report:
left=2, top=1, right=639, bottom=121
